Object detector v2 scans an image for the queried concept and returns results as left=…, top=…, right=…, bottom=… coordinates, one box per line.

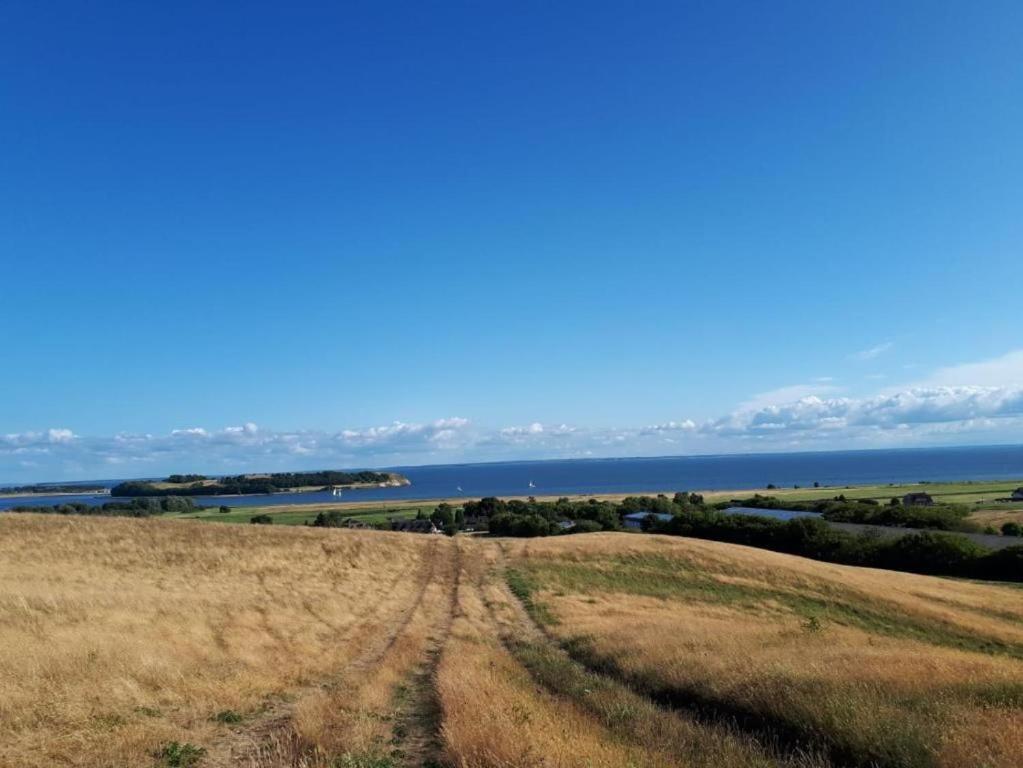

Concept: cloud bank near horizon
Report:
left=4, top=382, right=1023, bottom=483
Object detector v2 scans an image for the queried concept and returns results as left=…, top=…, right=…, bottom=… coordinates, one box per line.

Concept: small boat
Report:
left=528, top=481, right=536, bottom=489
left=456, top=485, right=463, bottom=492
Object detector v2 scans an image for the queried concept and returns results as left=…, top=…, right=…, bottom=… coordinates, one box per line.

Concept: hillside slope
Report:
left=1, top=517, right=1020, bottom=768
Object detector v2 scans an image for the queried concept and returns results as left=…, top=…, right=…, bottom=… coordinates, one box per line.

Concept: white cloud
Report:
left=738, top=383, right=840, bottom=411
left=492, top=422, right=578, bottom=446
left=5, top=350, right=1023, bottom=483
left=705, top=385, right=1023, bottom=437
left=641, top=420, right=697, bottom=434
left=223, top=422, right=259, bottom=435
left=851, top=341, right=894, bottom=361
left=337, top=418, right=472, bottom=448
left=913, top=349, right=1023, bottom=388
left=500, top=422, right=545, bottom=437
left=0, top=428, right=77, bottom=451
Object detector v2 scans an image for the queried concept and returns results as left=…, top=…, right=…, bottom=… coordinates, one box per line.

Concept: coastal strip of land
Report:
left=109, top=470, right=409, bottom=497
left=164, top=479, right=1023, bottom=539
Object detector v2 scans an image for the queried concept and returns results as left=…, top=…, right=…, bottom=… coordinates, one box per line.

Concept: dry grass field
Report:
left=502, top=534, right=1023, bottom=768
left=1, top=514, right=1021, bottom=768
left=970, top=508, right=1023, bottom=531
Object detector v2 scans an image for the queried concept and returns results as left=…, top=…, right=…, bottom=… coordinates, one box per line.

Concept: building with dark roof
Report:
left=391, top=518, right=441, bottom=534
left=903, top=492, right=934, bottom=507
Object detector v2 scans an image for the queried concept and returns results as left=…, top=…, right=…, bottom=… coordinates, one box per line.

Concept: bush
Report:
left=878, top=532, right=987, bottom=576
left=1001, top=522, right=1022, bottom=537
left=312, top=510, right=346, bottom=527
left=488, top=513, right=551, bottom=537
left=656, top=507, right=1020, bottom=582
left=218, top=505, right=231, bottom=514
left=974, top=546, right=1023, bottom=581
left=249, top=514, right=273, bottom=525
left=11, top=497, right=195, bottom=519
left=159, top=496, right=195, bottom=514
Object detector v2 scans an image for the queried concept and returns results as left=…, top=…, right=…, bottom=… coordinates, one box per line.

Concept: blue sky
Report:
left=2, top=1, right=1023, bottom=481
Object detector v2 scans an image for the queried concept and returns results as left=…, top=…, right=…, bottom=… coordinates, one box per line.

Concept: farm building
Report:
left=903, top=492, right=934, bottom=507
left=391, top=519, right=441, bottom=534
left=623, top=512, right=674, bottom=530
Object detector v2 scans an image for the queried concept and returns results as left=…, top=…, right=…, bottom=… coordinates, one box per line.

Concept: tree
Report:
left=250, top=514, right=273, bottom=525
left=431, top=503, right=455, bottom=527
left=312, top=511, right=347, bottom=527
left=567, top=519, right=602, bottom=534
left=159, top=496, right=194, bottom=513
left=1001, top=522, right=1022, bottom=537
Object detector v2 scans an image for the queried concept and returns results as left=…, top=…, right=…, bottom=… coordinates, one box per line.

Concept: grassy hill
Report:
left=1, top=515, right=1021, bottom=767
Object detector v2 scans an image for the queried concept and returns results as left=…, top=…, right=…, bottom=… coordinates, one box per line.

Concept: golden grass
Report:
left=435, top=545, right=669, bottom=768
left=283, top=536, right=458, bottom=765
left=3, top=515, right=1020, bottom=768
left=969, top=508, right=1023, bottom=530
left=505, top=534, right=1023, bottom=768
left=0, top=515, right=432, bottom=767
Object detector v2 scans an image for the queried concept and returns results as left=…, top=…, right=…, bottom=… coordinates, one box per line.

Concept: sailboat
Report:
left=528, top=481, right=536, bottom=489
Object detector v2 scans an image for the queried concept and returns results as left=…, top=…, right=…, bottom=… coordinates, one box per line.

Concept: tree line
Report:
left=0, top=484, right=107, bottom=494
left=652, top=508, right=1022, bottom=582
left=730, top=494, right=977, bottom=532
left=449, top=493, right=1022, bottom=583
left=7, top=497, right=197, bottom=517
left=111, top=470, right=394, bottom=497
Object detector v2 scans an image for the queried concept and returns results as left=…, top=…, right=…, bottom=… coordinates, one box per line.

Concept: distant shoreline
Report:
left=0, top=489, right=110, bottom=500
left=208, top=479, right=1023, bottom=514
left=109, top=471, right=410, bottom=498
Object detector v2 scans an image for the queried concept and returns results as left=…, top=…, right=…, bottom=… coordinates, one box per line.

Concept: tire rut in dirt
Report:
left=387, top=538, right=462, bottom=768
left=204, top=537, right=444, bottom=768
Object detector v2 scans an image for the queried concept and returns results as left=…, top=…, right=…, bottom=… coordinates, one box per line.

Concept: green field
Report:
left=701, top=479, right=1021, bottom=505
left=176, top=502, right=437, bottom=526
left=164, top=478, right=1023, bottom=531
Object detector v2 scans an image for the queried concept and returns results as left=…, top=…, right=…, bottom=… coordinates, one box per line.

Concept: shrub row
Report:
left=654, top=509, right=1022, bottom=582
left=724, top=494, right=976, bottom=532
left=8, top=496, right=196, bottom=517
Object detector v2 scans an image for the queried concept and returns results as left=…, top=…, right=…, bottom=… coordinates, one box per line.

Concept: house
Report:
left=623, top=512, right=674, bottom=530
left=556, top=520, right=576, bottom=531
left=391, top=519, right=440, bottom=534
left=903, top=492, right=934, bottom=507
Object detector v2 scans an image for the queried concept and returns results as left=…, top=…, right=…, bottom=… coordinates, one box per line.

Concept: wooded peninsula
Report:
left=110, top=470, right=406, bottom=497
